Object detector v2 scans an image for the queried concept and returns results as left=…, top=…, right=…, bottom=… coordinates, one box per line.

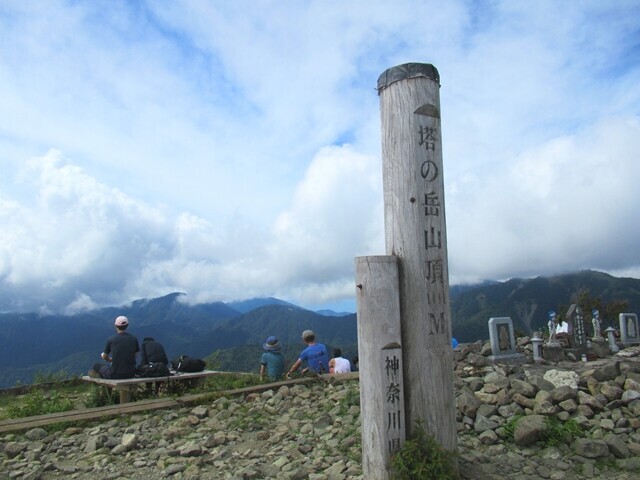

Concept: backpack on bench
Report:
left=171, top=355, right=206, bottom=373
left=136, top=362, right=171, bottom=378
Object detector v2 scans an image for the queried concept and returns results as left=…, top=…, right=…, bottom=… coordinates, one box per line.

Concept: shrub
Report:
left=84, top=386, right=119, bottom=408
left=503, top=414, right=583, bottom=446
left=7, top=389, right=74, bottom=418
left=503, top=413, right=525, bottom=442
left=391, top=422, right=459, bottom=480
left=542, top=417, right=583, bottom=446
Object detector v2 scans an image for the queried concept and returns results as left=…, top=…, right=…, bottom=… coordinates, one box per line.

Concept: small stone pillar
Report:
left=605, top=327, right=619, bottom=353
left=531, top=333, right=543, bottom=363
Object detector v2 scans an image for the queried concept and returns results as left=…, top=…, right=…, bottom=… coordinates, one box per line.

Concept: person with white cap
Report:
left=89, top=315, right=140, bottom=379
left=286, top=329, right=329, bottom=377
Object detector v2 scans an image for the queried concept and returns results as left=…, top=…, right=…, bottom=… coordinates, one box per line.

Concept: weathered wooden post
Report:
left=377, top=63, right=457, bottom=452
left=356, top=255, right=404, bottom=479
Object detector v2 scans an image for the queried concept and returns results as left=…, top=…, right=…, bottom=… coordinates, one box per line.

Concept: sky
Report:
left=1, top=0, right=640, bottom=315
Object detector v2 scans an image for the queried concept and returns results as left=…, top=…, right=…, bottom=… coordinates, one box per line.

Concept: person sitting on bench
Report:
left=140, top=337, right=169, bottom=366
left=89, top=315, right=140, bottom=379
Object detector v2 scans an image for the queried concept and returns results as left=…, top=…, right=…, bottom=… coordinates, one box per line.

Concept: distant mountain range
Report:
left=450, top=270, right=639, bottom=342
left=0, top=295, right=356, bottom=387
left=0, top=270, right=638, bottom=387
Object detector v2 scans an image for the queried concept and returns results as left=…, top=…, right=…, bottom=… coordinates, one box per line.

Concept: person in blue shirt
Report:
left=286, top=330, right=329, bottom=377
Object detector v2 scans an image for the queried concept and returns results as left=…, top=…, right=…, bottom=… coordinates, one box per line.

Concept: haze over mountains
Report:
left=0, top=270, right=638, bottom=388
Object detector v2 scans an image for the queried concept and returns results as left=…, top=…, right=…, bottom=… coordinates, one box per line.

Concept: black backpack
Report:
left=171, top=355, right=206, bottom=373
left=136, top=362, right=171, bottom=378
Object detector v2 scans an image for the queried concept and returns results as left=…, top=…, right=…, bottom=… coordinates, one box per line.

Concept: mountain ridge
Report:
left=1, top=270, right=639, bottom=387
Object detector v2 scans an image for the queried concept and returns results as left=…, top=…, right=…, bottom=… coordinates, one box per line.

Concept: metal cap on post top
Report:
left=376, top=63, right=440, bottom=94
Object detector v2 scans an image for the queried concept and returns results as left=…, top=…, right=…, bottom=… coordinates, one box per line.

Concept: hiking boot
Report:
left=88, top=369, right=100, bottom=378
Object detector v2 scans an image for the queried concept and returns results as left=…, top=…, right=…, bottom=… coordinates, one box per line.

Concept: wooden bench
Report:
left=81, top=370, right=223, bottom=403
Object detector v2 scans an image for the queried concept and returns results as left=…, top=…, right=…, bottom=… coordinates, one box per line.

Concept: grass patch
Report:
left=502, top=413, right=525, bottom=442
left=502, top=414, right=584, bottom=447
left=595, top=459, right=620, bottom=472
left=5, top=389, right=75, bottom=418
left=0, top=383, right=93, bottom=420
left=337, top=386, right=360, bottom=415
left=84, top=385, right=120, bottom=408
left=542, top=417, right=583, bottom=446
left=391, top=422, right=459, bottom=480
left=0, top=372, right=278, bottom=420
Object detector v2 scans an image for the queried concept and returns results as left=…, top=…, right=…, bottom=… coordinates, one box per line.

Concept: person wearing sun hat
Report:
left=89, top=315, right=140, bottom=379
left=260, top=335, right=285, bottom=381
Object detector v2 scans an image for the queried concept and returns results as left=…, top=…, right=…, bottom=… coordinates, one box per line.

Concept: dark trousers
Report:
left=93, top=363, right=113, bottom=379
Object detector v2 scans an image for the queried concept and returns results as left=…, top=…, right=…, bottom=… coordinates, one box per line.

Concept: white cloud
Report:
left=447, top=115, right=640, bottom=283
left=64, top=292, right=100, bottom=316
left=268, top=145, right=382, bottom=286
left=0, top=0, right=639, bottom=312
left=0, top=145, right=382, bottom=312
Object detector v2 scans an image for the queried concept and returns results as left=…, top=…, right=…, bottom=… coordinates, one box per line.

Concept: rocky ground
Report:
left=1, top=343, right=640, bottom=479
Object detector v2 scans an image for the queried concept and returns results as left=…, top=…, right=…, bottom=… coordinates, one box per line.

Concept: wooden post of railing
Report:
left=356, top=255, right=404, bottom=479
left=377, top=63, right=457, bottom=453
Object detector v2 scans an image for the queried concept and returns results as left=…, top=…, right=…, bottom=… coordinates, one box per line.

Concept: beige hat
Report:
left=301, top=329, right=314, bottom=340
left=115, top=315, right=129, bottom=327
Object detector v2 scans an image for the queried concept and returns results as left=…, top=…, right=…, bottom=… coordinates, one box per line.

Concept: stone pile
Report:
left=1, top=345, right=639, bottom=479
left=1, top=382, right=362, bottom=480
left=455, top=342, right=640, bottom=479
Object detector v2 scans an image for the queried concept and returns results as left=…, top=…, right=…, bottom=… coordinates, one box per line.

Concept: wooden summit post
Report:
left=377, top=63, right=457, bottom=452
left=356, top=256, right=405, bottom=479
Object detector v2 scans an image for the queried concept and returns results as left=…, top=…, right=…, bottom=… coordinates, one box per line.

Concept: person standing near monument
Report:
left=90, top=315, right=140, bottom=379
left=286, top=330, right=329, bottom=377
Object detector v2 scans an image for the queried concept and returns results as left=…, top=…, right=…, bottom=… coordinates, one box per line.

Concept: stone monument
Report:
left=543, top=311, right=564, bottom=363
left=564, top=304, right=588, bottom=360
left=590, top=309, right=609, bottom=357
left=487, top=317, right=525, bottom=364
left=619, top=313, right=640, bottom=346
left=547, top=311, right=559, bottom=344
left=591, top=310, right=602, bottom=338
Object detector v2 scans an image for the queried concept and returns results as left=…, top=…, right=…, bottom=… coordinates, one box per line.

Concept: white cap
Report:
left=115, top=315, right=129, bottom=327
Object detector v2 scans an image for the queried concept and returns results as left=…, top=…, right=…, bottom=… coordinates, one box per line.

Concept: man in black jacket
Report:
left=140, top=337, right=169, bottom=366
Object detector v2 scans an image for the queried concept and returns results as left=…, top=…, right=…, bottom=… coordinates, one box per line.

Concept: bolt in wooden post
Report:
left=356, top=255, right=404, bottom=479
left=377, top=63, right=457, bottom=452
